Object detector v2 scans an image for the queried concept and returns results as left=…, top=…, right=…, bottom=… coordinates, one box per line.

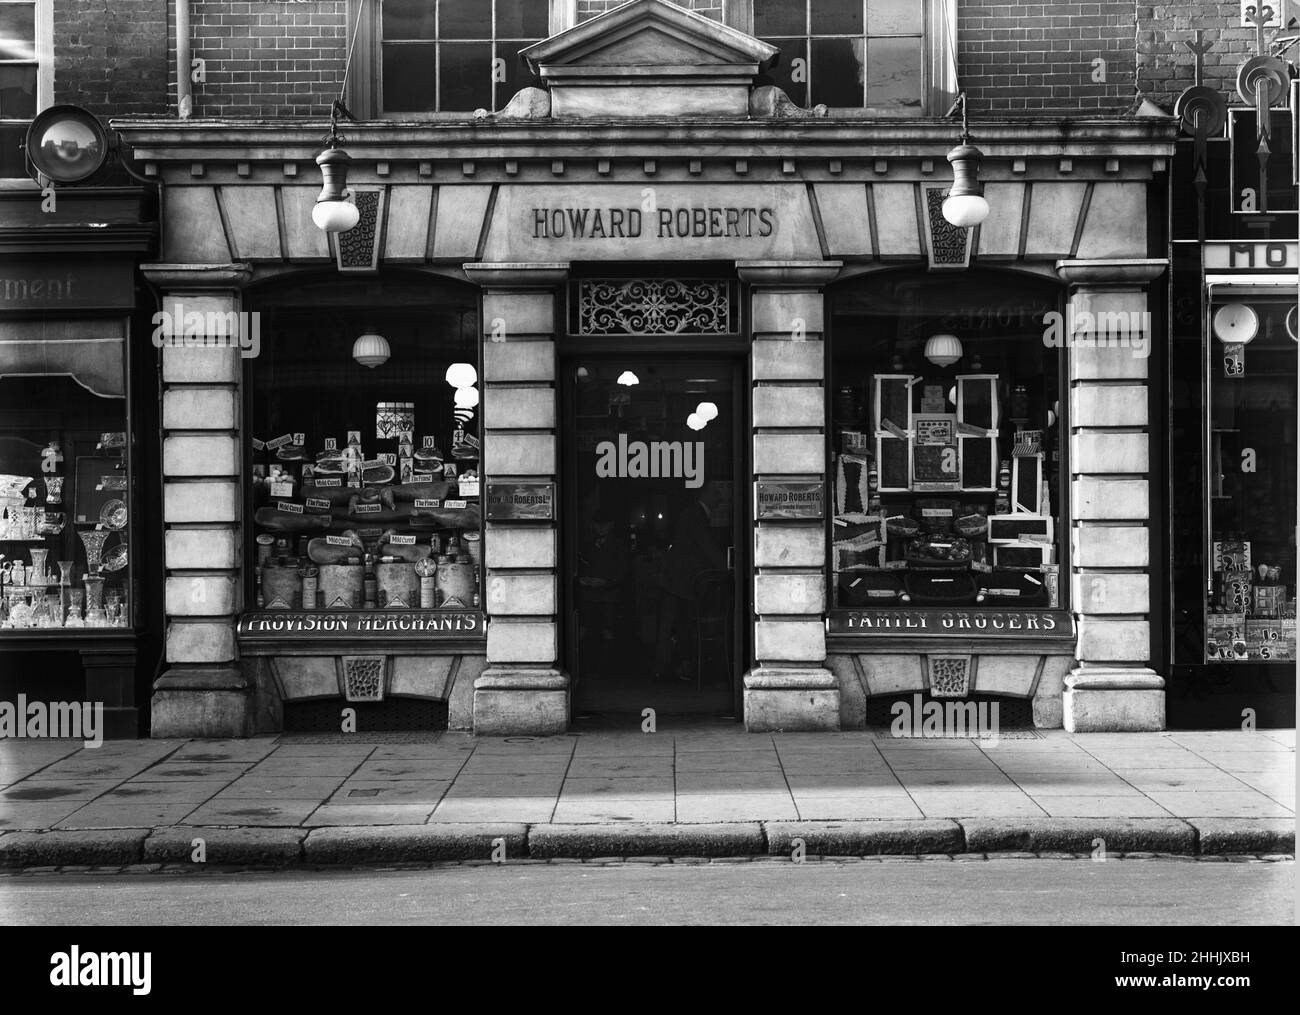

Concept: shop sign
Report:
left=239, top=611, right=482, bottom=638
left=485, top=482, right=555, bottom=520
left=482, top=184, right=821, bottom=262
left=831, top=609, right=1068, bottom=635
left=1203, top=242, right=1297, bottom=270
left=0, top=260, right=134, bottom=311
left=755, top=481, right=823, bottom=520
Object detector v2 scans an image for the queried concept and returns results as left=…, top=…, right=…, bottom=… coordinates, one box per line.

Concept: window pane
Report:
left=381, top=42, right=438, bottom=112
left=868, top=0, right=923, bottom=36
left=498, top=41, right=542, bottom=105
left=496, top=0, right=549, bottom=38
left=0, top=63, right=36, bottom=118
left=683, top=0, right=724, bottom=20
left=759, top=37, right=806, bottom=106
left=440, top=0, right=493, bottom=39
left=811, top=37, right=864, bottom=107
left=811, top=0, right=863, bottom=35
left=865, top=36, right=922, bottom=110
left=382, top=0, right=436, bottom=40
left=0, top=2, right=35, bottom=60
left=0, top=121, right=25, bottom=176
left=754, top=0, right=805, bottom=36
left=439, top=42, right=493, bottom=110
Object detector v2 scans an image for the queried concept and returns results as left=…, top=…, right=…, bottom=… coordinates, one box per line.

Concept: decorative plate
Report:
left=102, top=543, right=128, bottom=572
left=99, top=499, right=128, bottom=530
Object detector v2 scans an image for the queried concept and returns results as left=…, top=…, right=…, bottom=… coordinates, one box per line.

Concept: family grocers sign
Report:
left=831, top=609, right=1069, bottom=635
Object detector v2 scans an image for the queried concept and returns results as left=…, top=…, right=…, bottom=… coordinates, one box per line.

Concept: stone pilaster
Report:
left=1056, top=258, right=1168, bottom=732
left=142, top=263, right=253, bottom=738
left=465, top=262, right=570, bottom=736
left=737, top=261, right=842, bottom=731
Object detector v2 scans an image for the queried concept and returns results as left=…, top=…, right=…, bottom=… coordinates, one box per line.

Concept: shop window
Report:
left=829, top=271, right=1065, bottom=617
left=0, top=0, right=50, bottom=178
left=576, top=0, right=724, bottom=21
left=247, top=281, right=482, bottom=617
left=752, top=0, right=953, bottom=113
left=1, top=322, right=134, bottom=632
left=1203, top=297, right=1297, bottom=662
left=374, top=0, right=546, bottom=114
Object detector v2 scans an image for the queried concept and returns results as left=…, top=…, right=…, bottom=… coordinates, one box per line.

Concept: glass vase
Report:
left=79, top=530, right=109, bottom=574
left=57, top=559, right=74, bottom=586
left=105, top=590, right=123, bottom=627
left=28, top=548, right=49, bottom=586
left=83, top=574, right=105, bottom=617
left=66, top=588, right=84, bottom=627
left=45, top=476, right=63, bottom=505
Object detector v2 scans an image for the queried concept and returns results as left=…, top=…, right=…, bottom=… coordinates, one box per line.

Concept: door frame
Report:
left=557, top=347, right=752, bottom=717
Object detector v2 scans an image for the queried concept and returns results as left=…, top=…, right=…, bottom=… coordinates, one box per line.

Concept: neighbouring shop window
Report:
left=754, top=0, right=926, bottom=110
left=380, top=0, right=546, bottom=113
left=247, top=281, right=482, bottom=616
left=0, top=324, right=134, bottom=631
left=829, top=270, right=1065, bottom=616
left=1204, top=297, right=1297, bottom=662
left=0, top=0, right=49, bottom=178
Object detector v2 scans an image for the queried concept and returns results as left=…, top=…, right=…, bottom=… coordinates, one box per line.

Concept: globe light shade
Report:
left=1212, top=303, right=1258, bottom=345
left=453, top=386, right=480, bottom=409
left=924, top=333, right=964, bottom=368
left=312, top=199, right=359, bottom=233
left=314, top=145, right=359, bottom=232
left=445, top=363, right=478, bottom=388
left=696, top=401, right=719, bottom=421
left=617, top=370, right=639, bottom=386
left=686, top=413, right=706, bottom=431
left=942, top=142, right=989, bottom=228
left=942, top=193, right=990, bottom=228
left=352, top=331, right=391, bottom=369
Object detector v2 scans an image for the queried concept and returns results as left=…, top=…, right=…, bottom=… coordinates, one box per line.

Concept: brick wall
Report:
left=958, top=1, right=1138, bottom=115
left=54, top=0, right=169, bottom=114
left=169, top=1, right=349, bottom=118
left=1137, top=1, right=1282, bottom=107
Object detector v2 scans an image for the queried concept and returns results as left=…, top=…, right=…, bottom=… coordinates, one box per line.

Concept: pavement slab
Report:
left=305, top=804, right=438, bottom=826
left=56, top=803, right=199, bottom=829
left=183, top=798, right=323, bottom=827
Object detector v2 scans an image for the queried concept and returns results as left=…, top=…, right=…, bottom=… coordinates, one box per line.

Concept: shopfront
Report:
left=113, top=0, right=1176, bottom=737
left=0, top=185, right=159, bottom=737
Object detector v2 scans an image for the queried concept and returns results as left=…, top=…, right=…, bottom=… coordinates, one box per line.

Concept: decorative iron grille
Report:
left=570, top=279, right=739, bottom=336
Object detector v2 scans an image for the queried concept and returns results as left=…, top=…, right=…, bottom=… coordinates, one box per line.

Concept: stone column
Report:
left=1056, top=258, right=1168, bottom=732
left=142, top=263, right=251, bottom=738
left=465, top=262, right=569, bottom=736
left=737, top=261, right=842, bottom=731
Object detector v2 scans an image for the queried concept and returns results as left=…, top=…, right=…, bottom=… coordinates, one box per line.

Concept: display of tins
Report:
left=256, top=533, right=275, bottom=566
left=98, top=498, right=128, bottom=530
left=376, top=561, right=417, bottom=609
left=262, top=563, right=301, bottom=609
left=435, top=557, right=475, bottom=608
left=319, top=563, right=364, bottom=610
left=300, top=566, right=319, bottom=609
left=462, top=530, right=482, bottom=568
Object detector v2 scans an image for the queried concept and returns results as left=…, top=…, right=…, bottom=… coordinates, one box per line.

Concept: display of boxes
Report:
left=1253, top=584, right=1287, bottom=616
left=1217, top=570, right=1253, bottom=613
left=1206, top=612, right=1247, bottom=661
left=987, top=514, right=1054, bottom=544
left=992, top=541, right=1056, bottom=569
left=956, top=375, right=999, bottom=431
left=1011, top=453, right=1045, bottom=514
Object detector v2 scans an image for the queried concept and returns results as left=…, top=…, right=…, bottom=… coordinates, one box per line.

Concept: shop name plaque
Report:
left=831, top=609, right=1067, bottom=635
left=486, top=482, right=555, bottom=521
left=755, top=481, right=824, bottom=520
left=239, top=611, right=482, bottom=639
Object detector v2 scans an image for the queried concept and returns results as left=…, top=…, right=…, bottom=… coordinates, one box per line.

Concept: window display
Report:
left=829, top=271, right=1063, bottom=614
left=247, top=286, right=481, bottom=617
left=0, top=377, right=133, bottom=631
left=1203, top=297, right=1297, bottom=662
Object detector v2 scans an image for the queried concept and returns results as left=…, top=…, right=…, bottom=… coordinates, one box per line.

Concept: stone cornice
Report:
left=141, top=262, right=253, bottom=289
left=110, top=117, right=1178, bottom=165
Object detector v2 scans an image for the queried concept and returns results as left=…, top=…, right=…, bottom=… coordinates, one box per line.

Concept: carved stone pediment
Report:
left=520, top=0, right=777, bottom=118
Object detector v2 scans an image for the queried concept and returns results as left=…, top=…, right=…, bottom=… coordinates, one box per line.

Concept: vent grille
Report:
left=283, top=697, right=448, bottom=733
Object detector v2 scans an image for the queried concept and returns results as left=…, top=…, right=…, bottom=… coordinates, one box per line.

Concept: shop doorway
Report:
left=562, top=358, right=746, bottom=719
